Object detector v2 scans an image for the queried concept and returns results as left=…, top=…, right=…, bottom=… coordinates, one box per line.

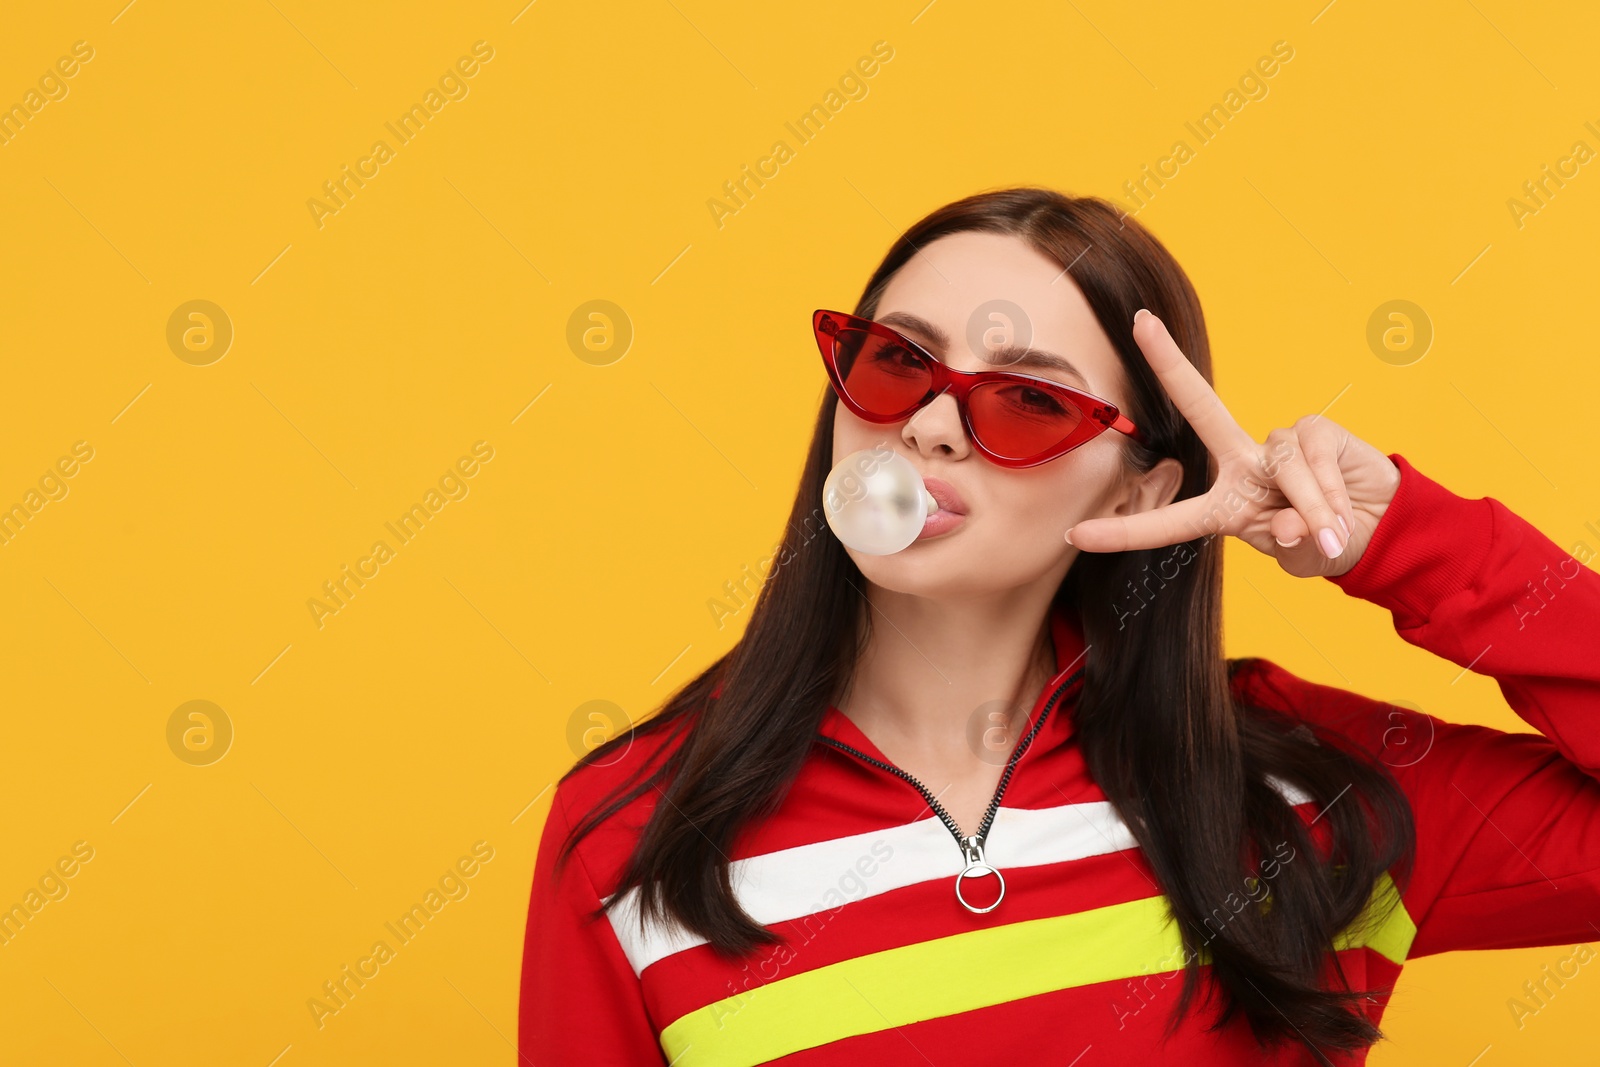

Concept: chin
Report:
left=852, top=547, right=989, bottom=594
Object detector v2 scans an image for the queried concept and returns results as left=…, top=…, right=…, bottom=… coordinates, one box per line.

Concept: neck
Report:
left=836, top=586, right=1059, bottom=764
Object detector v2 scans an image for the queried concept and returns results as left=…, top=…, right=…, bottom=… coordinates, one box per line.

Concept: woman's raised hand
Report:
left=1063, top=309, right=1402, bottom=579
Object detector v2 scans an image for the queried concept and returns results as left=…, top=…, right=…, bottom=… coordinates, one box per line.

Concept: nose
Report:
left=901, top=387, right=972, bottom=461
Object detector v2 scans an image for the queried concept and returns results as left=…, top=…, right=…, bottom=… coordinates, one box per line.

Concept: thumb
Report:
left=1270, top=507, right=1312, bottom=550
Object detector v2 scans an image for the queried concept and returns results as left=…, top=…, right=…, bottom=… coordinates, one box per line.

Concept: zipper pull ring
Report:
left=954, top=834, right=1006, bottom=914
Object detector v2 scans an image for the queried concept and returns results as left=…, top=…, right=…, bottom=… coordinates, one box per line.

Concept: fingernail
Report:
left=1134, top=308, right=1151, bottom=324
left=1274, top=535, right=1303, bottom=548
left=1336, top=514, right=1349, bottom=538
left=1064, top=528, right=1075, bottom=545
left=1318, top=527, right=1343, bottom=558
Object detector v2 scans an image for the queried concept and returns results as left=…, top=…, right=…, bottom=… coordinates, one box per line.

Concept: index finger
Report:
left=1132, top=310, right=1255, bottom=463
left=1065, top=493, right=1234, bottom=553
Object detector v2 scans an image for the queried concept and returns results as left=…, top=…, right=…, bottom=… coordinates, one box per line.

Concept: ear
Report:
left=1113, top=457, right=1186, bottom=517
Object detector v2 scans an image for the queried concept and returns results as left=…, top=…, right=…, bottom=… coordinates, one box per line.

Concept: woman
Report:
left=518, top=187, right=1600, bottom=1065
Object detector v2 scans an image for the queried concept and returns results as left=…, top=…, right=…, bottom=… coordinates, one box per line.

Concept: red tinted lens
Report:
left=832, top=328, right=933, bottom=418
left=967, top=378, right=1087, bottom=461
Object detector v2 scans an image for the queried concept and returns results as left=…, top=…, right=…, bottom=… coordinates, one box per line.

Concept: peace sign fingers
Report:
left=1064, top=309, right=1261, bottom=553
left=1062, top=309, right=1404, bottom=573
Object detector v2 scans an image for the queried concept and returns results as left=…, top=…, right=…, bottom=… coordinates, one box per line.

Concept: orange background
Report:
left=1, top=1, right=1597, bottom=1063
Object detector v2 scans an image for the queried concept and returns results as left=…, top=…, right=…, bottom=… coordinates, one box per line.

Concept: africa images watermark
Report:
left=1506, top=941, right=1598, bottom=1030
left=0, top=440, right=95, bottom=548
left=307, top=441, right=495, bottom=629
left=306, top=840, right=495, bottom=1029
left=307, top=41, right=496, bottom=230
left=0, top=840, right=96, bottom=948
left=706, top=443, right=897, bottom=630
left=0, top=39, right=95, bottom=147
left=706, top=40, right=895, bottom=230
left=1109, top=837, right=1298, bottom=1030
left=708, top=839, right=896, bottom=1031
left=704, top=505, right=828, bottom=630
left=1117, top=39, right=1295, bottom=219
left=1505, top=119, right=1600, bottom=231
left=1509, top=504, right=1600, bottom=633
left=1510, top=553, right=1586, bottom=631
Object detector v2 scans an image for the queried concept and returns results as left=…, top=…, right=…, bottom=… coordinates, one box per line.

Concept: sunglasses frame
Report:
left=812, top=308, right=1147, bottom=469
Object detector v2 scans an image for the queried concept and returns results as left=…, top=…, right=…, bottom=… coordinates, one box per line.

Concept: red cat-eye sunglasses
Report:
left=813, top=309, right=1146, bottom=469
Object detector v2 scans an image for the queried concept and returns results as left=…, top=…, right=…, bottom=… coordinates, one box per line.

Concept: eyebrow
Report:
left=875, top=310, right=1092, bottom=389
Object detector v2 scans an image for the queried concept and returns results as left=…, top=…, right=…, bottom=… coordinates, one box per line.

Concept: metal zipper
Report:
left=816, top=665, right=1085, bottom=915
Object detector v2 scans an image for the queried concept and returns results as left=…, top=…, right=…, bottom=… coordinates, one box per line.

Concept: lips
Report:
left=922, top=476, right=968, bottom=516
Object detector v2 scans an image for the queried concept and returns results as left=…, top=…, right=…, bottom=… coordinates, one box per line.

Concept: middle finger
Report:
left=1264, top=427, right=1349, bottom=558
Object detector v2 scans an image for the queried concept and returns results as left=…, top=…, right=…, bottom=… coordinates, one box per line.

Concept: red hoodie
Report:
left=518, top=452, right=1600, bottom=1065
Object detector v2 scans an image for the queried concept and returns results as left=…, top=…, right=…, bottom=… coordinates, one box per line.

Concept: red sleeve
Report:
left=518, top=785, right=666, bottom=1064
left=1292, top=451, right=1600, bottom=957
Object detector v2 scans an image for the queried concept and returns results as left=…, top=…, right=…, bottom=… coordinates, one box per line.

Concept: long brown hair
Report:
left=555, top=186, right=1415, bottom=1059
